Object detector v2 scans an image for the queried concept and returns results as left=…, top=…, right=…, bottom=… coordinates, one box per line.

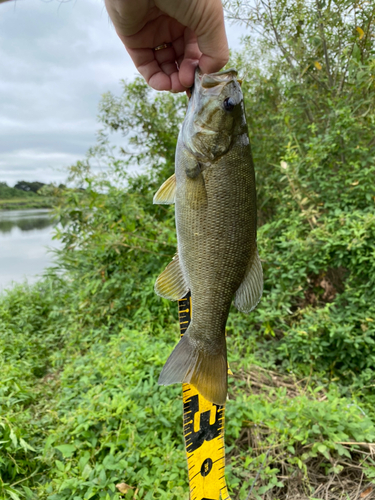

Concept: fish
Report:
left=153, top=68, right=263, bottom=405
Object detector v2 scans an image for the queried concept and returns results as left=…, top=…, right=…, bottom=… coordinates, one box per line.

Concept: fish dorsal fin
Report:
left=154, top=254, right=189, bottom=301
left=234, top=249, right=263, bottom=313
left=153, top=174, right=176, bottom=204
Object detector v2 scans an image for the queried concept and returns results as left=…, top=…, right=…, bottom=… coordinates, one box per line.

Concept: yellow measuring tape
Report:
left=178, top=294, right=231, bottom=500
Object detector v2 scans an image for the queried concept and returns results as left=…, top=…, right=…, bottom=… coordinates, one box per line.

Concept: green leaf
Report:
left=55, top=444, right=76, bottom=457
left=19, top=438, right=36, bottom=452
left=55, top=460, right=65, bottom=472
left=4, top=487, right=22, bottom=500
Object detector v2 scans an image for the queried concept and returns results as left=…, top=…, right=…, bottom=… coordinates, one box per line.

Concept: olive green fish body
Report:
left=154, top=69, right=263, bottom=405
left=176, top=141, right=256, bottom=332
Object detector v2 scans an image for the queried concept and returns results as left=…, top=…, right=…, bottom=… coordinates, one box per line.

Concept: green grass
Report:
left=1, top=278, right=375, bottom=500
left=0, top=197, right=53, bottom=210
left=2, top=1, right=375, bottom=496
left=0, top=181, right=54, bottom=210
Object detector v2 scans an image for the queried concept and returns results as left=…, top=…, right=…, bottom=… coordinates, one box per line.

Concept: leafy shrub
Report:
left=1, top=0, right=375, bottom=498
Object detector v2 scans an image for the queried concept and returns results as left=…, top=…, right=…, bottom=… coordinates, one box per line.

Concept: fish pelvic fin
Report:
left=154, top=254, right=189, bottom=301
left=158, top=333, right=228, bottom=405
left=153, top=173, right=176, bottom=204
left=234, top=248, right=263, bottom=313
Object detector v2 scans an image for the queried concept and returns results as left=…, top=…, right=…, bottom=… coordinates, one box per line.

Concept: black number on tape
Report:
left=184, top=395, right=222, bottom=453
left=200, top=458, right=213, bottom=477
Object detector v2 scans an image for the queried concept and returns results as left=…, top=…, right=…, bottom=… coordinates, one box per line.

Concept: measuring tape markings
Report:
left=178, top=294, right=231, bottom=500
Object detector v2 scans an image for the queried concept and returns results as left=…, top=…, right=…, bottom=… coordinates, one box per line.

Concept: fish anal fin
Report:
left=153, top=174, right=176, bottom=204
left=154, top=254, right=189, bottom=301
left=158, top=333, right=227, bottom=405
left=234, top=249, right=263, bottom=313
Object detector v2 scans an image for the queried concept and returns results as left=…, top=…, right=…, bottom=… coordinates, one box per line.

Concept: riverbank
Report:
left=2, top=12, right=375, bottom=495
left=1, top=172, right=375, bottom=500
left=0, top=181, right=55, bottom=210
left=2, top=272, right=375, bottom=500
left=0, top=197, right=53, bottom=210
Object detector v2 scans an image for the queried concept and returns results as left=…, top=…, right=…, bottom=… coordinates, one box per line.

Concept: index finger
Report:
left=126, top=46, right=186, bottom=92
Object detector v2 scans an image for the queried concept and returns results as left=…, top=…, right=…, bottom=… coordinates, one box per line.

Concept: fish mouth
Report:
left=201, top=68, right=238, bottom=88
left=194, top=68, right=238, bottom=91
left=186, top=68, right=239, bottom=121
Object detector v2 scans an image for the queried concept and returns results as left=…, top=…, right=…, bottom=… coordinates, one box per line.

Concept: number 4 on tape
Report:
left=178, top=294, right=231, bottom=500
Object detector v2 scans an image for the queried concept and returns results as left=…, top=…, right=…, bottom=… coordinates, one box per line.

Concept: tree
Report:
left=14, top=181, right=45, bottom=193
left=225, top=0, right=375, bottom=216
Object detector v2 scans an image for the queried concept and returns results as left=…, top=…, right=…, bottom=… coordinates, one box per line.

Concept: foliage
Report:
left=0, top=199, right=53, bottom=210
left=0, top=281, right=66, bottom=499
left=1, top=0, right=375, bottom=498
left=1, top=281, right=375, bottom=499
left=225, top=0, right=375, bottom=217
left=225, top=374, right=375, bottom=499
left=222, top=0, right=375, bottom=404
left=0, top=182, right=38, bottom=200
left=0, top=181, right=54, bottom=210
left=14, top=181, right=46, bottom=194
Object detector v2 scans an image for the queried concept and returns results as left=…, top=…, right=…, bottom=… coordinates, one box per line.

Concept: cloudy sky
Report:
left=0, top=0, right=246, bottom=186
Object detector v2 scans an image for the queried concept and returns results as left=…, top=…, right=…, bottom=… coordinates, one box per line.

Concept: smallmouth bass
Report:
left=153, top=68, right=263, bottom=405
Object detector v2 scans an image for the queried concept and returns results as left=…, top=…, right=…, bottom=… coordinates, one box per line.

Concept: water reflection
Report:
left=0, top=209, right=54, bottom=233
left=0, top=209, right=59, bottom=291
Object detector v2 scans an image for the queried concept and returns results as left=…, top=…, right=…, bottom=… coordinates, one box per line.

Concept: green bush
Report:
left=1, top=0, right=375, bottom=498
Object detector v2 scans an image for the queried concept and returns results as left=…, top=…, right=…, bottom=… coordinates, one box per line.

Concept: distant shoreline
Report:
left=0, top=198, right=53, bottom=211
left=0, top=180, right=60, bottom=211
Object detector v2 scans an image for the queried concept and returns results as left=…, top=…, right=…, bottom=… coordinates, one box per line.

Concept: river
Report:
left=0, top=209, right=59, bottom=291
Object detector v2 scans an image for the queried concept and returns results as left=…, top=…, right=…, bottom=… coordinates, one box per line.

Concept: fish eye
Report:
left=223, top=97, right=235, bottom=112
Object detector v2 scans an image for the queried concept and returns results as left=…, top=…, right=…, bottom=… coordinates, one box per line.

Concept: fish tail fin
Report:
left=158, top=332, right=227, bottom=405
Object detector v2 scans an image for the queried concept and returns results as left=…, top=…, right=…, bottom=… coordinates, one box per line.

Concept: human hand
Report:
left=105, top=0, right=229, bottom=92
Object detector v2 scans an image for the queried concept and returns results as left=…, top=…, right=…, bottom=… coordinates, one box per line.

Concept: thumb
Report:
left=157, top=0, right=229, bottom=74
left=193, top=0, right=229, bottom=73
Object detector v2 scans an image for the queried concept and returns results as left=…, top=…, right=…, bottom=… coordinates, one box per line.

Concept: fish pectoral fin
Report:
left=186, top=173, right=208, bottom=210
left=153, top=173, right=176, bottom=204
left=154, top=253, right=189, bottom=301
left=158, top=332, right=228, bottom=406
left=234, top=249, right=263, bottom=313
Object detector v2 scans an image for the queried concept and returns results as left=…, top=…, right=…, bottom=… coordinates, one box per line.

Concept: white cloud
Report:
left=0, top=0, right=133, bottom=185
left=0, top=0, right=248, bottom=187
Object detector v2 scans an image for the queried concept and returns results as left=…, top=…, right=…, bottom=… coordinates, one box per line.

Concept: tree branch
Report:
left=316, top=0, right=334, bottom=88
left=259, top=0, right=297, bottom=75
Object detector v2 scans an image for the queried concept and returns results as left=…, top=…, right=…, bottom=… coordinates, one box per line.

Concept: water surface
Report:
left=0, top=209, right=59, bottom=291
